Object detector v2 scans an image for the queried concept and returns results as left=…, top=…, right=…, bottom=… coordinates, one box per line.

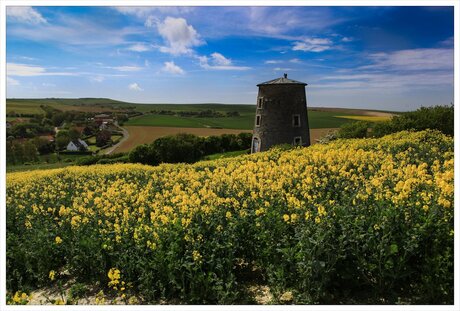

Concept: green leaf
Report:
left=390, top=244, right=398, bottom=255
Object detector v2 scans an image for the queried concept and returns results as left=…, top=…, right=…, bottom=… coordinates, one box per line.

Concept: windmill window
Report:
left=293, top=114, right=301, bottom=127
left=294, top=136, right=302, bottom=146
left=258, top=97, right=264, bottom=109
left=256, top=115, right=261, bottom=127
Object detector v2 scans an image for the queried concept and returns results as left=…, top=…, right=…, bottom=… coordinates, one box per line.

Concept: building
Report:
left=66, top=139, right=88, bottom=151
left=251, top=74, right=311, bottom=153
left=94, top=114, right=113, bottom=125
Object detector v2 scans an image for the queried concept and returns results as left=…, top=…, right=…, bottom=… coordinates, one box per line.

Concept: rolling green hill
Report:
left=6, top=98, right=394, bottom=130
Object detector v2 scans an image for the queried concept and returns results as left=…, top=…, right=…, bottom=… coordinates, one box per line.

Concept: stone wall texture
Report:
left=252, top=84, right=310, bottom=152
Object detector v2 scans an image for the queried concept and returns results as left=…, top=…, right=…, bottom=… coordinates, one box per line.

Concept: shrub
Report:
left=153, top=133, right=204, bottom=164
left=128, top=144, right=158, bottom=165
left=372, top=105, right=453, bottom=137
left=337, top=121, right=370, bottom=139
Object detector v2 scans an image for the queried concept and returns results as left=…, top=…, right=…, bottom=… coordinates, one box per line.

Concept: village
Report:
left=6, top=108, right=128, bottom=165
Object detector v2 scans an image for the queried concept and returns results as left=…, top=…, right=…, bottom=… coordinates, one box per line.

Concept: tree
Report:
left=116, top=114, right=129, bottom=125
left=52, top=113, right=66, bottom=127
left=56, top=130, right=70, bottom=150
left=68, top=127, right=81, bottom=140
left=96, top=130, right=112, bottom=147
left=32, top=137, right=55, bottom=155
left=6, top=141, right=15, bottom=164
left=203, top=136, right=222, bottom=155
left=128, top=144, right=158, bottom=165
left=83, top=126, right=95, bottom=136
left=23, top=141, right=39, bottom=162
left=152, top=134, right=204, bottom=164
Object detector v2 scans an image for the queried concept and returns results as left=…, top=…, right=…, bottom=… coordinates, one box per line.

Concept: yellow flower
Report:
left=283, top=214, right=290, bottom=222
left=192, top=250, right=203, bottom=263
left=54, top=298, right=65, bottom=305
left=280, top=291, right=293, bottom=302
left=108, top=268, right=121, bottom=287
left=226, top=211, right=232, bottom=219
left=49, top=270, right=56, bottom=281
left=55, top=236, right=62, bottom=244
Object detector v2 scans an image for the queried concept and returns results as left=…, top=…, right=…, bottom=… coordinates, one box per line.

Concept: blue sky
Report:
left=6, top=6, right=454, bottom=111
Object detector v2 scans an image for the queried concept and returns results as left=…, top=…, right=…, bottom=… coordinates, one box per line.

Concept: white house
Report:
left=66, top=139, right=89, bottom=151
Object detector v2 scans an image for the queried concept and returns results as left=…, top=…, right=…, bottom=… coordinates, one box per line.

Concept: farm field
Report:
left=6, top=130, right=453, bottom=305
left=124, top=114, right=254, bottom=129
left=123, top=110, right=390, bottom=130
left=334, top=115, right=392, bottom=122
left=6, top=98, right=130, bottom=114
left=115, top=126, right=252, bottom=153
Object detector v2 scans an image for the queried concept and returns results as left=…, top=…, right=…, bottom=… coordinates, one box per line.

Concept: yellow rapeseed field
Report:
left=334, top=115, right=392, bottom=122
left=6, top=130, right=454, bottom=304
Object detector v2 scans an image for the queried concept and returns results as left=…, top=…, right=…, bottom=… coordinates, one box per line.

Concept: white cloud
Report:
left=341, top=37, right=353, bottom=42
left=292, top=37, right=333, bottom=52
left=127, top=43, right=150, bottom=52
left=128, top=83, right=143, bottom=91
left=162, top=61, right=185, bottom=75
left=90, top=76, right=105, bottom=83
left=7, top=14, right=142, bottom=47
left=289, top=58, right=302, bottom=63
left=247, top=7, right=345, bottom=37
left=7, top=7, right=47, bottom=24
left=7, top=63, right=76, bottom=76
left=210, top=53, right=231, bottom=66
left=145, top=15, right=159, bottom=28
left=114, top=7, right=194, bottom=18
left=363, top=48, right=454, bottom=71
left=265, top=60, right=282, bottom=64
left=198, top=53, right=251, bottom=71
left=7, top=77, right=20, bottom=86
left=274, top=67, right=292, bottom=71
left=110, top=66, right=143, bottom=72
left=157, top=17, right=202, bottom=55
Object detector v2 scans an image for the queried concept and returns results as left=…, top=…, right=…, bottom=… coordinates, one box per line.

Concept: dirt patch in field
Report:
left=114, top=127, right=338, bottom=153
left=309, top=128, right=338, bottom=143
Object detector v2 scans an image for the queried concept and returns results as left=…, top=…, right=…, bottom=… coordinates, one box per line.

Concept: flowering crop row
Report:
left=6, top=130, right=454, bottom=304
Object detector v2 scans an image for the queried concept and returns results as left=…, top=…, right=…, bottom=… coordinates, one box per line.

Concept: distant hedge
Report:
left=129, top=132, right=252, bottom=166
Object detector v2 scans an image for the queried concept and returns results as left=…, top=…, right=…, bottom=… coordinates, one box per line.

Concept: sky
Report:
left=5, top=6, right=455, bottom=111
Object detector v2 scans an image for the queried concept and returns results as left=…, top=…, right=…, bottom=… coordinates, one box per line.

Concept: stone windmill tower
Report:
left=251, top=73, right=311, bottom=153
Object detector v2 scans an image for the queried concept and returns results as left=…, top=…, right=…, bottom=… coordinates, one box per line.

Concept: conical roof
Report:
left=257, top=73, right=307, bottom=86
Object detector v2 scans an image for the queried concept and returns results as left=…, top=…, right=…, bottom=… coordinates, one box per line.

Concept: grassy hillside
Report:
left=6, top=98, right=394, bottom=130
left=6, top=130, right=453, bottom=304
left=124, top=110, right=361, bottom=129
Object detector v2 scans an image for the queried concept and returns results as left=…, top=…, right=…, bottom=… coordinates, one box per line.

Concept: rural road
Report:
left=104, top=123, right=129, bottom=155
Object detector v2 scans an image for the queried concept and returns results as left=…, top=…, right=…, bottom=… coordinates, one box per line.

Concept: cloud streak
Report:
left=292, top=37, right=333, bottom=52
left=198, top=53, right=251, bottom=71
left=7, top=7, right=47, bottom=24
left=7, top=63, right=77, bottom=77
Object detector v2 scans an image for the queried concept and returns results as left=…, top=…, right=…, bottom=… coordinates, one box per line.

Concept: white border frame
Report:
left=1, top=1, right=458, bottom=311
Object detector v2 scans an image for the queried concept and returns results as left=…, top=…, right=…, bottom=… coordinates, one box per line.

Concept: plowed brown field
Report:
left=113, top=126, right=337, bottom=153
